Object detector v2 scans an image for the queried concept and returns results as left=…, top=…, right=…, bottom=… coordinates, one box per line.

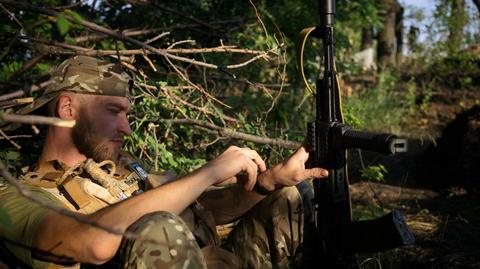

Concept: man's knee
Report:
left=224, top=186, right=307, bottom=268
left=261, top=185, right=303, bottom=216
left=120, top=211, right=206, bottom=269
left=128, top=211, right=193, bottom=237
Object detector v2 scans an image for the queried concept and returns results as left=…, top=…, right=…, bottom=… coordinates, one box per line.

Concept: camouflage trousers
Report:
left=83, top=185, right=306, bottom=269
left=83, top=211, right=207, bottom=269
left=222, top=186, right=305, bottom=269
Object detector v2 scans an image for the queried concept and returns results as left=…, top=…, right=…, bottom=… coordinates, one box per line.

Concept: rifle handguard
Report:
left=342, top=129, right=407, bottom=155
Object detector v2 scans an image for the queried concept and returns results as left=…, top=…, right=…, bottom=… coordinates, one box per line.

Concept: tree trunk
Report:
left=361, top=27, right=374, bottom=50
left=377, top=0, right=402, bottom=69
left=395, top=6, right=404, bottom=64
left=448, top=0, right=467, bottom=55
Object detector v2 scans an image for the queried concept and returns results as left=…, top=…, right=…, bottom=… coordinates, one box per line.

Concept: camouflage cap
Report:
left=16, top=55, right=132, bottom=115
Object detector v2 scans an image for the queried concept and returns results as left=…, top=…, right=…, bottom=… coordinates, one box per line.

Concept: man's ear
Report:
left=56, top=95, right=75, bottom=119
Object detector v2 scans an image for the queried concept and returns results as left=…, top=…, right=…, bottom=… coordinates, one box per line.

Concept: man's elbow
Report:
left=85, top=240, right=118, bottom=265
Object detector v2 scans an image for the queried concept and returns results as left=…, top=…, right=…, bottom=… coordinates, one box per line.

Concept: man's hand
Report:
left=199, top=146, right=266, bottom=191
left=256, top=147, right=328, bottom=193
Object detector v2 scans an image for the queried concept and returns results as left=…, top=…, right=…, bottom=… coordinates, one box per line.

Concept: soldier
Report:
left=0, top=56, right=328, bottom=269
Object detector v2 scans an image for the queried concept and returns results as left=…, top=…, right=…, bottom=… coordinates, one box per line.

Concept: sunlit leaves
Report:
left=361, top=164, right=388, bottom=182
left=56, top=14, right=70, bottom=36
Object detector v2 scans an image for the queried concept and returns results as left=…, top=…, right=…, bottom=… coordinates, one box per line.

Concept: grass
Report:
left=343, top=71, right=416, bottom=135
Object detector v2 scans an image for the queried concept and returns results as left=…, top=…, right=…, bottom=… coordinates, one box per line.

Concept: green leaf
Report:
left=5, top=151, right=19, bottom=160
left=156, top=81, right=168, bottom=88
left=361, top=164, right=388, bottom=182
left=64, top=9, right=83, bottom=23
left=56, top=14, right=70, bottom=36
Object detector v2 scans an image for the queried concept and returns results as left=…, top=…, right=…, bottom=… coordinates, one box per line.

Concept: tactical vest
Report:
left=20, top=155, right=148, bottom=214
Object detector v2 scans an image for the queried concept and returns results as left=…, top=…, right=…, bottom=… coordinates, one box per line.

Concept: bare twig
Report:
left=158, top=86, right=236, bottom=122
left=0, top=31, right=21, bottom=62
left=0, top=79, right=54, bottom=102
left=31, top=39, right=267, bottom=56
left=248, top=0, right=269, bottom=46
left=8, top=53, right=47, bottom=81
left=0, top=129, right=21, bottom=149
left=168, top=47, right=265, bottom=55
left=225, top=52, right=270, bottom=69
left=167, top=40, right=196, bottom=49
left=73, top=17, right=250, bottom=43
left=144, top=31, right=170, bottom=45
left=0, top=114, right=76, bottom=128
left=0, top=134, right=32, bottom=140
left=141, top=54, right=157, bottom=72
left=136, top=82, right=195, bottom=91
left=160, top=118, right=300, bottom=149
left=0, top=2, right=23, bottom=28
left=0, top=97, right=34, bottom=108
left=162, top=54, right=231, bottom=109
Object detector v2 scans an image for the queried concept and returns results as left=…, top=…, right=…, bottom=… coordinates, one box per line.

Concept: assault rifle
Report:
left=298, top=0, right=415, bottom=268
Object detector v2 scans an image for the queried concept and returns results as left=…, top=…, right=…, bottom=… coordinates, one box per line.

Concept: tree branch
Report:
left=8, top=53, right=47, bottom=81
left=31, top=38, right=265, bottom=56
left=0, top=79, right=54, bottom=102
left=0, top=129, right=21, bottom=149
left=0, top=114, right=76, bottom=128
left=0, top=97, right=33, bottom=109
left=160, top=118, right=301, bottom=149
left=73, top=18, right=251, bottom=43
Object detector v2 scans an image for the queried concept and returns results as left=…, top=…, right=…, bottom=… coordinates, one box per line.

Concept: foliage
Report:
left=360, top=164, right=388, bottom=182
left=343, top=71, right=416, bottom=134
left=0, top=151, right=22, bottom=177
left=428, top=51, right=479, bottom=89
left=353, top=205, right=386, bottom=221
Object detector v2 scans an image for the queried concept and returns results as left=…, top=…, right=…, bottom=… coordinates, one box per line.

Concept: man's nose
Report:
left=119, top=114, right=132, bottom=136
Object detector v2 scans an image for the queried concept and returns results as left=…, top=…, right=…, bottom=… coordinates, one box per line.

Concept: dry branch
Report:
left=160, top=118, right=301, bottom=149
left=31, top=37, right=266, bottom=57
left=8, top=53, right=46, bottom=81
left=0, top=79, right=54, bottom=102
left=0, top=129, right=21, bottom=149
left=1, top=114, right=76, bottom=128
left=73, top=18, right=250, bottom=43
left=0, top=97, right=33, bottom=108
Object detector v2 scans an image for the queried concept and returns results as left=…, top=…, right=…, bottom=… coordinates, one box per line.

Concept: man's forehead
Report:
left=96, top=95, right=131, bottom=110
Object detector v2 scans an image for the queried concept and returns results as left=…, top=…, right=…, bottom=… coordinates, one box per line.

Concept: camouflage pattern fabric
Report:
left=119, top=211, right=206, bottom=269
left=85, top=211, right=206, bottom=269
left=223, top=186, right=304, bottom=269
left=15, top=55, right=132, bottom=117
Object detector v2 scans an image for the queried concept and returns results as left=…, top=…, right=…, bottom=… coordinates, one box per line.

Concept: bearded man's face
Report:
left=72, top=95, right=132, bottom=162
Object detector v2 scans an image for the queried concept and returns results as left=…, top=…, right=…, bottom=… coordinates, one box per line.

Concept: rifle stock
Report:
left=299, top=0, right=415, bottom=268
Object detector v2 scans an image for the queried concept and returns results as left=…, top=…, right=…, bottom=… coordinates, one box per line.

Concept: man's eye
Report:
left=108, top=108, right=120, bottom=114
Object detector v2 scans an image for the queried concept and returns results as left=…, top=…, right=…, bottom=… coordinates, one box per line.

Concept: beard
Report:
left=72, top=111, right=120, bottom=163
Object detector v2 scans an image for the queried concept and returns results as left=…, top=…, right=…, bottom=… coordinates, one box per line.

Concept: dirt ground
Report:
left=348, top=86, right=480, bottom=268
